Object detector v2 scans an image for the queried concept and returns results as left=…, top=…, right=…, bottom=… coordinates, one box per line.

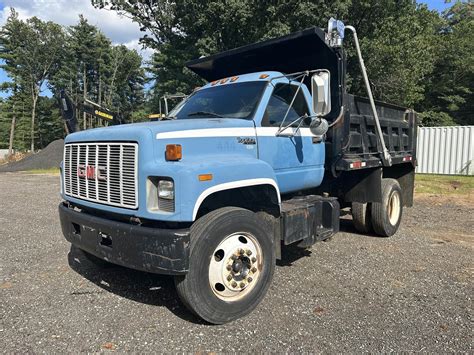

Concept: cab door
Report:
left=256, top=83, right=325, bottom=193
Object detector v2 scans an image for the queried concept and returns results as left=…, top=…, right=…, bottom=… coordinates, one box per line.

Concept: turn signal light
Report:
left=166, top=144, right=182, bottom=161
left=198, top=174, right=213, bottom=181
left=259, top=74, right=269, bottom=79
left=230, top=76, right=239, bottom=82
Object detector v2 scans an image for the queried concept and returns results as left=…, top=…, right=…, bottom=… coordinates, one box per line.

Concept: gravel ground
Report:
left=0, top=173, right=472, bottom=353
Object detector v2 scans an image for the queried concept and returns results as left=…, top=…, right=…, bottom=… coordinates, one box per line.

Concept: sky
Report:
left=0, top=0, right=453, bottom=99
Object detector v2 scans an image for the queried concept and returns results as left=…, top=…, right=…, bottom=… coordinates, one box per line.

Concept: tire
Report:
left=175, top=207, right=275, bottom=324
left=371, top=178, right=403, bottom=237
left=81, top=249, right=112, bottom=268
left=352, top=202, right=373, bottom=234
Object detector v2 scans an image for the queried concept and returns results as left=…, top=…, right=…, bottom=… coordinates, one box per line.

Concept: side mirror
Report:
left=311, top=70, right=331, bottom=117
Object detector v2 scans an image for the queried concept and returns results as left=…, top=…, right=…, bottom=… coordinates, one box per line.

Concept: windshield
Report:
left=168, top=81, right=267, bottom=119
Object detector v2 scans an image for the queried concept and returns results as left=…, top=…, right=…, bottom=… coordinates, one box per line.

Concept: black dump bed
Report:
left=186, top=27, right=417, bottom=173
left=329, top=95, right=417, bottom=172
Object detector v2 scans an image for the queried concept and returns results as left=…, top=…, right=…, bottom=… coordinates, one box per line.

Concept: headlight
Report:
left=158, top=180, right=174, bottom=200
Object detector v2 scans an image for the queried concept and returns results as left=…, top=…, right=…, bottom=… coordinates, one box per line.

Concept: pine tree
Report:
left=0, top=10, right=65, bottom=151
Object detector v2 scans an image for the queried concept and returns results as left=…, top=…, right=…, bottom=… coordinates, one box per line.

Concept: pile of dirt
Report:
left=0, top=139, right=64, bottom=172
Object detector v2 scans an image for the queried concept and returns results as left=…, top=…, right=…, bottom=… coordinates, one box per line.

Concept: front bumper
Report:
left=58, top=203, right=190, bottom=275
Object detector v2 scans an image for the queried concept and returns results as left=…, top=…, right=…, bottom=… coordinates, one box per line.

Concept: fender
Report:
left=192, top=178, right=281, bottom=220
left=176, top=157, right=281, bottom=221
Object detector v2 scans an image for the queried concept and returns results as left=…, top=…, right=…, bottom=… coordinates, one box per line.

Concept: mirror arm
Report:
left=276, top=113, right=319, bottom=136
left=327, top=105, right=345, bottom=128
left=276, top=115, right=304, bottom=136
left=277, top=72, right=308, bottom=134
left=293, top=114, right=306, bottom=135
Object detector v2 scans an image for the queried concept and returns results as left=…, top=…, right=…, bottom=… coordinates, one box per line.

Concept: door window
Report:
left=262, top=84, right=310, bottom=127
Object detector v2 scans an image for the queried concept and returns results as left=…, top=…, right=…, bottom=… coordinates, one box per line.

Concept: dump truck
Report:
left=58, top=19, right=417, bottom=324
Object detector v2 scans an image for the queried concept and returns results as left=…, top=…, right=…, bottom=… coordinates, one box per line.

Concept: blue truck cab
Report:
left=59, top=22, right=417, bottom=324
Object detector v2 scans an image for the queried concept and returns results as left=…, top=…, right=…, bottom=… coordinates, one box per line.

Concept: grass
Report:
left=415, top=174, right=474, bottom=195
left=24, top=168, right=60, bottom=175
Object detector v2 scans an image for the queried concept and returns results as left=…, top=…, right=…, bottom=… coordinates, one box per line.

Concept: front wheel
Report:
left=175, top=207, right=275, bottom=324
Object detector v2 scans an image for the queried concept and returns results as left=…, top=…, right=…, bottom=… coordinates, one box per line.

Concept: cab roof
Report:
left=199, top=71, right=289, bottom=89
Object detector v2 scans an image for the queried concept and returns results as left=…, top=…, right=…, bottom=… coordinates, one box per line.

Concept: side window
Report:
left=263, top=84, right=310, bottom=127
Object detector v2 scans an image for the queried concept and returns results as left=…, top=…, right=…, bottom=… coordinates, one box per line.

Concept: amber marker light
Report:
left=165, top=144, right=182, bottom=161
left=220, top=78, right=229, bottom=84
left=198, top=174, right=213, bottom=181
left=259, top=74, right=269, bottom=79
left=230, top=76, right=239, bottom=82
left=211, top=80, right=218, bottom=86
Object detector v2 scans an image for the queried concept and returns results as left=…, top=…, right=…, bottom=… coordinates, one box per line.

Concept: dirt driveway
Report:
left=0, top=173, right=472, bottom=352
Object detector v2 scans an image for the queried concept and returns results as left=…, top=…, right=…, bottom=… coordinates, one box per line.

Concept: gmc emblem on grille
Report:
left=77, top=165, right=107, bottom=181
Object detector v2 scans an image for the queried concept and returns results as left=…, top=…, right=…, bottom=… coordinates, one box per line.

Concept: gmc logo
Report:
left=77, top=165, right=107, bottom=181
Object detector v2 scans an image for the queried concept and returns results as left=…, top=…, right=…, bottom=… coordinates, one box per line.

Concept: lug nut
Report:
left=239, top=248, right=245, bottom=255
left=246, top=250, right=252, bottom=256
left=231, top=281, right=237, bottom=288
left=227, top=275, right=233, bottom=281
left=247, top=277, right=253, bottom=283
left=251, top=267, right=257, bottom=273
left=239, top=282, right=245, bottom=288
left=251, top=257, right=257, bottom=263
left=231, top=255, right=238, bottom=260
left=226, top=265, right=232, bottom=271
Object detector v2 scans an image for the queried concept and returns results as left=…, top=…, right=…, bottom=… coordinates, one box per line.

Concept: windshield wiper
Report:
left=187, top=111, right=223, bottom=118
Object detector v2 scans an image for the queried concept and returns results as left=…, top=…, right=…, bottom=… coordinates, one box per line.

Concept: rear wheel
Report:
left=371, top=178, right=403, bottom=237
left=352, top=202, right=373, bottom=234
left=175, top=207, right=275, bottom=324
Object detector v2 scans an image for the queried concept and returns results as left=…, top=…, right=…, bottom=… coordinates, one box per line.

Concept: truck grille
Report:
left=63, top=142, right=138, bottom=209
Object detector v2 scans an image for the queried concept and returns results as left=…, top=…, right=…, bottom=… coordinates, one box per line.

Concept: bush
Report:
left=419, top=111, right=457, bottom=127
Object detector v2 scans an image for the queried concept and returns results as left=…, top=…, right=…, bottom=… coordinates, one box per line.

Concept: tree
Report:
left=0, top=98, right=9, bottom=150
left=36, top=97, right=63, bottom=148
left=106, top=45, right=146, bottom=116
left=67, top=15, right=102, bottom=129
left=48, top=16, right=145, bottom=127
left=0, top=11, right=146, bottom=151
left=0, top=10, right=65, bottom=151
left=93, top=0, right=351, bottom=109
left=417, top=1, right=473, bottom=126
left=0, top=90, right=32, bottom=151
left=0, top=11, right=23, bottom=155
left=344, top=1, right=441, bottom=107
left=0, top=83, right=19, bottom=155
left=93, top=0, right=442, bottom=113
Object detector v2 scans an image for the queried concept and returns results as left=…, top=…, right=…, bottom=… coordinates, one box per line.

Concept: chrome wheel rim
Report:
left=208, top=232, right=262, bottom=302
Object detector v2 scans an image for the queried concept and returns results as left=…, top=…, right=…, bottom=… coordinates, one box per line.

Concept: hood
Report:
left=64, top=118, right=258, bottom=163
left=65, top=118, right=254, bottom=142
